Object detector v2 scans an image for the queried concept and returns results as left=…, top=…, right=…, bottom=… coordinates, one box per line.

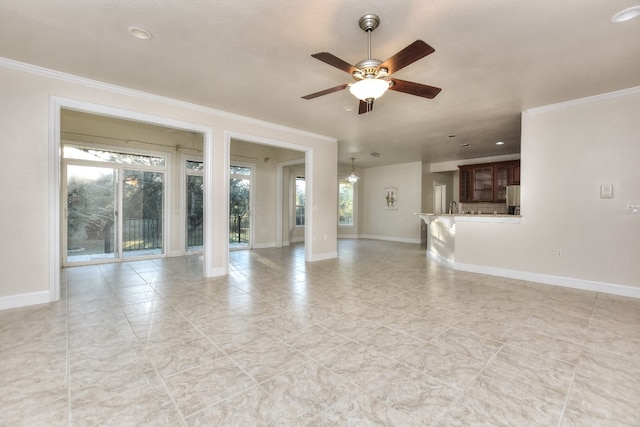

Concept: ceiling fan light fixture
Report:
left=349, top=78, right=390, bottom=101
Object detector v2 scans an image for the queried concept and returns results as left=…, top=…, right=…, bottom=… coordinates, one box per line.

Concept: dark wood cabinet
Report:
left=473, top=166, right=494, bottom=202
left=458, top=160, right=520, bottom=203
left=460, top=168, right=472, bottom=202
left=511, top=164, right=520, bottom=185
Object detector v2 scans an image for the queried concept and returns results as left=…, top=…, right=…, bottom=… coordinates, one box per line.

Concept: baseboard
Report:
left=454, top=261, right=640, bottom=299
left=308, top=251, right=338, bottom=262
left=253, top=242, right=276, bottom=249
left=0, top=291, right=51, bottom=311
left=204, top=265, right=228, bottom=278
left=361, top=234, right=421, bottom=244
left=338, top=234, right=360, bottom=239
left=427, top=250, right=455, bottom=268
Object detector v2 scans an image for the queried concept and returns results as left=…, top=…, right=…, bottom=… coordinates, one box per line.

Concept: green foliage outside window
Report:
left=338, top=181, right=354, bottom=226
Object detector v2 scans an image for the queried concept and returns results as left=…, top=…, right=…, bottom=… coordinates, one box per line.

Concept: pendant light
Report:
left=347, top=157, right=359, bottom=184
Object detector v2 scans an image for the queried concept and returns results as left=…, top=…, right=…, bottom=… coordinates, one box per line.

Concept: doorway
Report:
left=434, top=182, right=447, bottom=214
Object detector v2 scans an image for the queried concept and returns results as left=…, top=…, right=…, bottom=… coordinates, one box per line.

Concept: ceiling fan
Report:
left=302, top=14, right=441, bottom=114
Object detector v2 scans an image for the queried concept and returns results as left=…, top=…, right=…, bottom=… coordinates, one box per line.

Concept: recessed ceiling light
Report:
left=370, top=152, right=381, bottom=158
left=460, top=143, right=472, bottom=148
left=496, top=141, right=505, bottom=145
left=611, top=6, right=640, bottom=23
left=448, top=134, right=457, bottom=138
left=128, top=26, right=153, bottom=40
left=343, top=106, right=353, bottom=112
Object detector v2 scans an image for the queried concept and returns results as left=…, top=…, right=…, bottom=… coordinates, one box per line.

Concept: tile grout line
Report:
left=430, top=341, right=508, bottom=427
left=555, top=360, right=581, bottom=427
left=150, top=361, right=189, bottom=426
left=553, top=291, right=600, bottom=426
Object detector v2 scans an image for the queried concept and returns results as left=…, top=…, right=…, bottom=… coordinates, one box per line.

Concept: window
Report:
left=229, top=165, right=252, bottom=247
left=185, top=160, right=204, bottom=252
left=338, top=180, right=354, bottom=226
left=295, top=176, right=305, bottom=226
left=64, top=146, right=165, bottom=167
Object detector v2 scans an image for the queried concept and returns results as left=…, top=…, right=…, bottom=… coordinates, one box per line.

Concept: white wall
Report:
left=362, top=162, right=422, bottom=243
left=0, top=58, right=337, bottom=308
left=455, top=87, right=640, bottom=293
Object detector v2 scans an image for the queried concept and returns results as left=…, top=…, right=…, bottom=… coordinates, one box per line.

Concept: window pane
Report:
left=64, top=146, right=165, bottom=167
left=66, top=165, right=117, bottom=263
left=122, top=170, right=164, bottom=257
left=230, top=165, right=251, bottom=176
left=338, top=181, right=354, bottom=226
left=186, top=160, right=204, bottom=172
left=295, top=206, right=305, bottom=226
left=229, top=176, right=251, bottom=246
left=295, top=177, right=305, bottom=226
left=186, top=175, right=204, bottom=251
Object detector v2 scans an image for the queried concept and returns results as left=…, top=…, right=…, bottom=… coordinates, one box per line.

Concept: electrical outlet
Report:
left=556, top=249, right=562, bottom=257
left=626, top=204, right=640, bottom=214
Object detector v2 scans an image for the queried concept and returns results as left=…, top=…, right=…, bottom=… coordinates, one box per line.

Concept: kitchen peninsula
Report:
left=416, top=213, right=522, bottom=267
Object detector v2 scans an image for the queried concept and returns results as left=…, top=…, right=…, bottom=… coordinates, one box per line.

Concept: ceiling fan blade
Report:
left=358, top=99, right=374, bottom=114
left=302, top=84, right=349, bottom=100
left=389, top=78, right=441, bottom=99
left=311, top=52, right=360, bottom=74
left=379, top=40, right=435, bottom=74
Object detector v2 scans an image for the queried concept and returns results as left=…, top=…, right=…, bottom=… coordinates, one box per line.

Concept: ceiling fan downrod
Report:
left=355, top=14, right=384, bottom=77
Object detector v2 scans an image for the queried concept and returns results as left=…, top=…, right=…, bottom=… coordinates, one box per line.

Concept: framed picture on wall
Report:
left=384, top=186, right=397, bottom=210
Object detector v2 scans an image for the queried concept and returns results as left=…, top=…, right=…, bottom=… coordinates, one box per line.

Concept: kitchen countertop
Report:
left=414, top=213, right=522, bottom=223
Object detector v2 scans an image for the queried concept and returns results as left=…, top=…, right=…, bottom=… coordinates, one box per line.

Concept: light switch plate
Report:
left=600, top=184, right=613, bottom=199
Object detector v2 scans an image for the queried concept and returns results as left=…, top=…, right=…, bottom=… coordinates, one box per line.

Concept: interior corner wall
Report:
left=362, top=161, right=422, bottom=243
left=0, top=60, right=337, bottom=307
left=455, top=87, right=640, bottom=289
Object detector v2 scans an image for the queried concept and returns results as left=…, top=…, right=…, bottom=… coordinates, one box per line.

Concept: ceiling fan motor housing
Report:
left=359, top=14, right=380, bottom=32
left=353, top=58, right=384, bottom=80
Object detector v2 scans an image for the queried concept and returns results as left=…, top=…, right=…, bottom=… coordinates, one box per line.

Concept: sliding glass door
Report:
left=65, top=164, right=118, bottom=263
left=121, top=170, right=164, bottom=258
left=63, top=146, right=166, bottom=265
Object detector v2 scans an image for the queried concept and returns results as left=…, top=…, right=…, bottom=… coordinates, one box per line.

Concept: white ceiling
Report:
left=2, top=1, right=639, bottom=168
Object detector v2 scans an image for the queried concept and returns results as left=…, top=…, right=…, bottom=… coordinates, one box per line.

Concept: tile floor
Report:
left=1, top=239, right=639, bottom=426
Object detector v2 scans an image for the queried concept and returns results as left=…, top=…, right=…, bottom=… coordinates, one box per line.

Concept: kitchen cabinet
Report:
left=458, top=160, right=520, bottom=203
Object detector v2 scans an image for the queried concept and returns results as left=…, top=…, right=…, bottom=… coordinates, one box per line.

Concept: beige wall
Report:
left=361, top=162, right=422, bottom=243
left=455, top=87, right=640, bottom=292
left=0, top=59, right=337, bottom=308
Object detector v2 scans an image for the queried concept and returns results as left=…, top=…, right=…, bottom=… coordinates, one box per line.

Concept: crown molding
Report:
left=0, top=56, right=336, bottom=143
left=526, top=85, right=640, bottom=115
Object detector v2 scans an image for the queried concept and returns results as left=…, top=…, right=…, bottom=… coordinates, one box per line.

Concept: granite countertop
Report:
left=414, top=213, right=522, bottom=223
left=432, top=213, right=519, bottom=217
